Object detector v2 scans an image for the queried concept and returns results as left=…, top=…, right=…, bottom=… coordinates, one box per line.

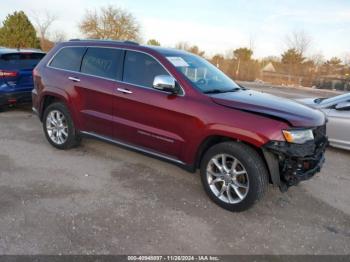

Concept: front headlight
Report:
left=282, top=129, right=314, bottom=144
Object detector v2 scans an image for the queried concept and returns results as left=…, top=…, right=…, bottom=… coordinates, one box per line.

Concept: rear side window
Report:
left=0, top=53, right=45, bottom=70
left=123, top=51, right=169, bottom=88
left=49, top=47, right=86, bottom=72
left=81, top=47, right=123, bottom=79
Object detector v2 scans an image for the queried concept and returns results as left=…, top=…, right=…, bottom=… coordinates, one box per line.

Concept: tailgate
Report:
left=0, top=52, right=45, bottom=89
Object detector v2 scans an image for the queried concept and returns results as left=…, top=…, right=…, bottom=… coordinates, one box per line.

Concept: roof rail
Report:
left=123, top=40, right=139, bottom=46
left=69, top=39, right=140, bottom=45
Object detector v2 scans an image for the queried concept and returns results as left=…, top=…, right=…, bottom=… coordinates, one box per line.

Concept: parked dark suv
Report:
left=32, top=40, right=328, bottom=211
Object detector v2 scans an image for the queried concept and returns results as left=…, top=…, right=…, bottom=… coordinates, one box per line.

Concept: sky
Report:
left=1, top=0, right=349, bottom=59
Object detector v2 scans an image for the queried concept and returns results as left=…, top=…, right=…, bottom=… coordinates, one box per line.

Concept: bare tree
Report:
left=342, top=52, right=350, bottom=66
left=30, top=10, right=61, bottom=51
left=51, top=30, right=67, bottom=43
left=79, top=6, right=140, bottom=41
left=285, top=30, right=312, bottom=56
left=175, top=41, right=190, bottom=51
left=224, top=49, right=234, bottom=59
left=32, top=11, right=57, bottom=42
left=175, top=42, right=205, bottom=57
left=249, top=34, right=256, bottom=53
left=309, top=52, right=325, bottom=67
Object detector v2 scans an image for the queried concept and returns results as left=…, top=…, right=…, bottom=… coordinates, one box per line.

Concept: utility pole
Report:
left=236, top=58, right=241, bottom=77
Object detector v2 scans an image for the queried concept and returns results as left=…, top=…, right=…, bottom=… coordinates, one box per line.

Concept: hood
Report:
left=211, top=90, right=325, bottom=127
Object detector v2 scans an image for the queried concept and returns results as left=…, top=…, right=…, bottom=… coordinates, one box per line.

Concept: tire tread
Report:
left=43, top=102, right=80, bottom=150
left=200, top=141, right=269, bottom=212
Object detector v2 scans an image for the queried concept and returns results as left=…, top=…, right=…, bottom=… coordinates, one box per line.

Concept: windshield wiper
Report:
left=204, top=88, right=240, bottom=94
left=314, top=98, right=326, bottom=104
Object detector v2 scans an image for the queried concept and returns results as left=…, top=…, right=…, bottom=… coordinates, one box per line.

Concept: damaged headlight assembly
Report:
left=282, top=129, right=314, bottom=144
left=262, top=128, right=325, bottom=191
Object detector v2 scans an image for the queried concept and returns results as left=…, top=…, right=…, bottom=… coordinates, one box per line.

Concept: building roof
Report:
left=261, top=62, right=276, bottom=72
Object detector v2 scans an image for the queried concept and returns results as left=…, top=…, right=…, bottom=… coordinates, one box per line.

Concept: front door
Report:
left=112, top=50, right=187, bottom=159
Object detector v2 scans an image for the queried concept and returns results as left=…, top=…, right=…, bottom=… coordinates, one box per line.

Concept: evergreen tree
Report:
left=147, top=39, right=161, bottom=46
left=0, top=11, right=40, bottom=49
left=281, top=48, right=305, bottom=65
left=234, top=48, right=253, bottom=62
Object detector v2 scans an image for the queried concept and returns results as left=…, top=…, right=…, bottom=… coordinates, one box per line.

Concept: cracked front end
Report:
left=263, top=125, right=328, bottom=190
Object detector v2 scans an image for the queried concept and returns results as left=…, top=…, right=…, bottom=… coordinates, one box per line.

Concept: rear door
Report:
left=0, top=52, right=45, bottom=93
left=46, top=46, right=87, bottom=129
left=77, top=47, right=124, bottom=137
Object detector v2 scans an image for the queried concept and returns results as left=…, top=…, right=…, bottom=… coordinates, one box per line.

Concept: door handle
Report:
left=68, top=76, right=80, bottom=82
left=116, top=88, right=133, bottom=94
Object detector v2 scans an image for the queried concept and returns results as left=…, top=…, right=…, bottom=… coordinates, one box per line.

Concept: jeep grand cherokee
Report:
left=32, top=40, right=328, bottom=212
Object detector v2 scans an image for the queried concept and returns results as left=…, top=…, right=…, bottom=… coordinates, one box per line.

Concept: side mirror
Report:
left=335, top=102, right=350, bottom=111
left=153, top=75, right=177, bottom=93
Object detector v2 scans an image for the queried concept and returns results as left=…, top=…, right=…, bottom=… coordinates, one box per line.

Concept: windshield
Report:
left=165, top=53, right=241, bottom=94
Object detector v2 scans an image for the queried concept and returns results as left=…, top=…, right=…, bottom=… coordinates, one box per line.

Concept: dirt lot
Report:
left=0, top=85, right=349, bottom=255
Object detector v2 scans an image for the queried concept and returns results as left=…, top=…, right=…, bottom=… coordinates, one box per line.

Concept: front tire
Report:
left=200, top=142, right=268, bottom=212
left=43, top=102, right=80, bottom=150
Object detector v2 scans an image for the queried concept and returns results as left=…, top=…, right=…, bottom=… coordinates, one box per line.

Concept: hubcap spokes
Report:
left=207, top=154, right=249, bottom=204
left=46, top=110, right=68, bottom=145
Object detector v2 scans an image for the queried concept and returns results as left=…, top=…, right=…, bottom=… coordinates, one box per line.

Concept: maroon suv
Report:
left=32, top=40, right=328, bottom=211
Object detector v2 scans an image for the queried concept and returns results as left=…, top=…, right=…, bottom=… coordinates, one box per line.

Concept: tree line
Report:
left=0, top=6, right=349, bottom=88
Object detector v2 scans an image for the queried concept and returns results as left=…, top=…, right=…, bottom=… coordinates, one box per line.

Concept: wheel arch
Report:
left=40, top=95, right=61, bottom=120
left=38, top=89, right=81, bottom=130
left=194, top=134, right=274, bottom=185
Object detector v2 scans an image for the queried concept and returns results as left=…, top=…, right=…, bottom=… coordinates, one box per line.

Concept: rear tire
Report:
left=200, top=142, right=268, bottom=212
left=43, top=102, right=80, bottom=150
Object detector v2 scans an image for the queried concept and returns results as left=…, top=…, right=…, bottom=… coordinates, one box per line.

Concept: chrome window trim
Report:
left=47, top=46, right=86, bottom=73
left=46, top=45, right=186, bottom=96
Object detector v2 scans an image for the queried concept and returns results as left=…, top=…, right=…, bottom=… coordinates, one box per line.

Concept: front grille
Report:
left=313, top=125, right=326, bottom=144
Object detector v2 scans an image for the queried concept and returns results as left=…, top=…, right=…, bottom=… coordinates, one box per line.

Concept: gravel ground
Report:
left=0, top=86, right=349, bottom=255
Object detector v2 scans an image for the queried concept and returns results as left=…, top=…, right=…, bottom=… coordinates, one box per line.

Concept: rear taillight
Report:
left=0, top=70, right=18, bottom=78
left=33, top=68, right=38, bottom=77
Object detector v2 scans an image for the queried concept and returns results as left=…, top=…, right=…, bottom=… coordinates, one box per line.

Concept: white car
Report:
left=297, top=93, right=350, bottom=150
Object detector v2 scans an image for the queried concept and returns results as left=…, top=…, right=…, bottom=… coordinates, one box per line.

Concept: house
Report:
left=260, top=62, right=304, bottom=86
left=316, top=74, right=350, bottom=91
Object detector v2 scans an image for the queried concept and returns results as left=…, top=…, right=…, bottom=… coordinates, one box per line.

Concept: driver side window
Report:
left=123, top=51, right=169, bottom=88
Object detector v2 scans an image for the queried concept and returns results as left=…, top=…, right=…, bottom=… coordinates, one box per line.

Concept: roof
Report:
left=67, top=39, right=191, bottom=56
left=261, top=62, right=276, bottom=72
left=0, top=47, right=45, bottom=55
left=69, top=39, right=140, bottom=46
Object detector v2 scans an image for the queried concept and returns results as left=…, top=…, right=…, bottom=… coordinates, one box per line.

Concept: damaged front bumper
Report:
left=262, top=125, right=328, bottom=191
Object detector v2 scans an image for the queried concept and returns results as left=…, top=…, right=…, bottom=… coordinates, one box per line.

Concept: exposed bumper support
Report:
left=262, top=135, right=328, bottom=191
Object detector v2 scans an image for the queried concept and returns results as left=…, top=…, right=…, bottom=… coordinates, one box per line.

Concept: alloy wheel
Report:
left=46, top=110, right=68, bottom=145
left=206, top=154, right=249, bottom=204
